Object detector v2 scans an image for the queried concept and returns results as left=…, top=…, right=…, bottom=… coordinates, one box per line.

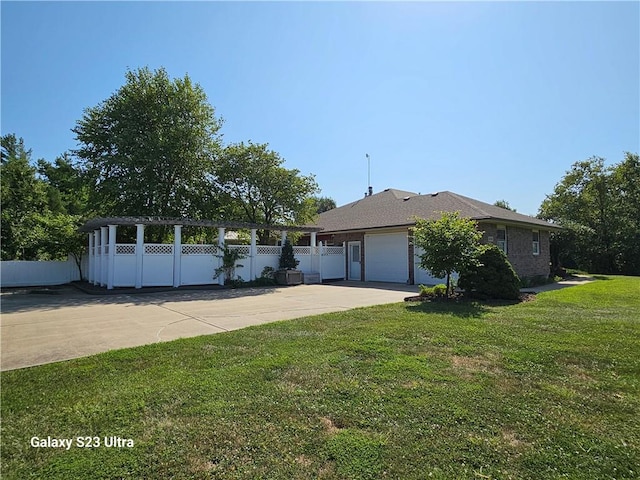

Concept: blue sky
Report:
left=2, top=1, right=638, bottom=216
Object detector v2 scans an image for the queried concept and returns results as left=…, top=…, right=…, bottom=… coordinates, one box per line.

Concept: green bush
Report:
left=278, top=239, right=299, bottom=270
left=225, top=277, right=245, bottom=288
left=254, top=267, right=276, bottom=286
left=458, top=244, right=520, bottom=300
left=418, top=284, right=433, bottom=297
left=260, top=266, right=275, bottom=279
left=252, top=276, right=275, bottom=286
left=418, top=284, right=447, bottom=298
left=432, top=284, right=447, bottom=297
left=213, top=243, right=245, bottom=283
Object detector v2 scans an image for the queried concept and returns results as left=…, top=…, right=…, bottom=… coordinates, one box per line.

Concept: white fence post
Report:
left=107, top=224, right=116, bottom=289
left=343, top=242, right=347, bottom=280
left=250, top=229, right=257, bottom=281
left=88, top=232, right=94, bottom=283
left=135, top=224, right=144, bottom=288
left=173, top=225, right=182, bottom=288
left=100, top=227, right=108, bottom=286
left=94, top=229, right=101, bottom=285
left=218, top=227, right=225, bottom=286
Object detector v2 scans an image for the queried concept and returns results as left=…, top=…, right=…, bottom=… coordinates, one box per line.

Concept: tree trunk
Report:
left=72, top=252, right=83, bottom=280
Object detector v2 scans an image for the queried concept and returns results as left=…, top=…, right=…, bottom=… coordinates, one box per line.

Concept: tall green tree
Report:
left=540, top=158, right=613, bottom=273
left=36, top=155, right=91, bottom=275
left=1, top=135, right=49, bottom=260
left=2, top=135, right=88, bottom=275
left=611, top=152, right=640, bottom=274
left=412, top=211, right=483, bottom=296
left=73, top=67, right=223, bottom=226
left=539, top=154, right=639, bottom=274
left=214, top=142, right=319, bottom=243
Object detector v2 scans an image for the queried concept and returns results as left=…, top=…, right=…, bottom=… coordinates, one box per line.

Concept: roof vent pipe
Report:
left=368, top=186, right=373, bottom=196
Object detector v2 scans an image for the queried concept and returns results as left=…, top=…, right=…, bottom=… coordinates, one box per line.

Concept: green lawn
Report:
left=2, top=277, right=639, bottom=479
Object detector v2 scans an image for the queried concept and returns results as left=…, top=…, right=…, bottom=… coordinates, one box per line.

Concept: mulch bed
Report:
left=404, top=292, right=536, bottom=304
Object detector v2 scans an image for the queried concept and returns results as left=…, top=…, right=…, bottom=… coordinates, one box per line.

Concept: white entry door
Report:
left=348, top=241, right=361, bottom=281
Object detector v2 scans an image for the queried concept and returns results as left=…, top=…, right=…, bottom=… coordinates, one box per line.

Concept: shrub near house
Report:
left=458, top=244, right=521, bottom=300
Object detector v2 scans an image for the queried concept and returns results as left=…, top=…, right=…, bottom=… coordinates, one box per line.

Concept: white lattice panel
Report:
left=182, top=245, right=215, bottom=255
left=228, top=245, right=250, bottom=255
left=257, top=246, right=282, bottom=255
left=144, top=244, right=173, bottom=255
left=115, top=244, right=136, bottom=255
left=324, top=247, right=345, bottom=255
left=293, top=246, right=311, bottom=255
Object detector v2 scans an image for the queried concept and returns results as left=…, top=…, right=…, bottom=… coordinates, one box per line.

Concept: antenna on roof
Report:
left=365, top=153, right=372, bottom=196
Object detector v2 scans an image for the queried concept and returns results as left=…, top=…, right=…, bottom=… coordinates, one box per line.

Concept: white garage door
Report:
left=414, top=246, right=453, bottom=285
left=364, top=232, right=408, bottom=283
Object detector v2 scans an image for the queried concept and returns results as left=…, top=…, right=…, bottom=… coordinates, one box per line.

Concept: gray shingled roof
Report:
left=312, top=189, right=560, bottom=233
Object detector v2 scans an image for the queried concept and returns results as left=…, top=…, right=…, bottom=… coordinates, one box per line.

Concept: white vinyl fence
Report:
left=90, top=242, right=345, bottom=289
left=1, top=256, right=87, bottom=288
left=1, top=244, right=345, bottom=289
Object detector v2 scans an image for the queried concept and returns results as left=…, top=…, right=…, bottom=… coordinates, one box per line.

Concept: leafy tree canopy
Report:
left=313, top=196, right=337, bottom=214
left=37, top=153, right=91, bottom=217
left=5, top=67, right=326, bottom=265
left=539, top=153, right=639, bottom=274
left=494, top=199, right=516, bottom=212
left=412, top=211, right=483, bottom=295
left=1, top=135, right=87, bottom=271
left=1, top=134, right=49, bottom=260
left=214, top=141, right=319, bottom=243
left=73, top=67, right=223, bottom=220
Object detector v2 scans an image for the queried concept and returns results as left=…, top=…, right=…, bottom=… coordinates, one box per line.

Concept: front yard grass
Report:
left=1, top=276, right=639, bottom=479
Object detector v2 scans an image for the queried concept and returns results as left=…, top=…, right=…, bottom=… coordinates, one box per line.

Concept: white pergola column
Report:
left=250, top=228, right=257, bottom=281
left=88, top=233, right=94, bottom=283
left=107, top=224, right=117, bottom=290
left=135, top=224, right=144, bottom=289
left=94, top=229, right=101, bottom=285
left=100, top=227, right=108, bottom=286
left=310, top=232, right=317, bottom=247
left=281, top=230, right=287, bottom=245
left=218, top=227, right=225, bottom=286
left=173, top=225, right=182, bottom=288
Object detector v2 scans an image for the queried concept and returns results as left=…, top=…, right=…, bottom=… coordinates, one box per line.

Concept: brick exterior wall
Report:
left=479, top=222, right=551, bottom=280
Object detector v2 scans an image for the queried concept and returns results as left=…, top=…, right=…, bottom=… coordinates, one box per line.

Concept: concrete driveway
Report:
left=1, top=282, right=416, bottom=371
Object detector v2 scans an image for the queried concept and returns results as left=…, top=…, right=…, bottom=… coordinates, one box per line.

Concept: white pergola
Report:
left=80, top=217, right=333, bottom=289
